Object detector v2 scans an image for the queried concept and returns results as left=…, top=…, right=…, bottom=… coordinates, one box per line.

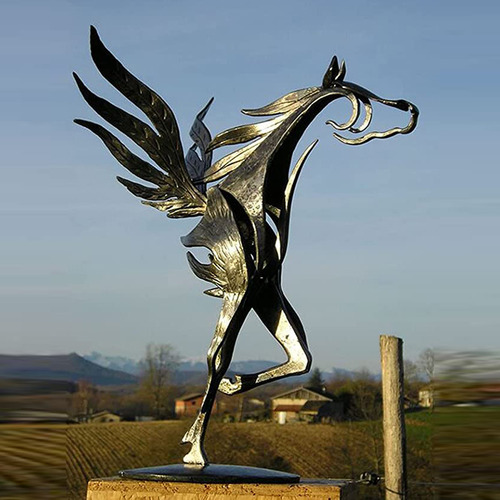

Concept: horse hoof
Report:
left=182, top=445, right=208, bottom=466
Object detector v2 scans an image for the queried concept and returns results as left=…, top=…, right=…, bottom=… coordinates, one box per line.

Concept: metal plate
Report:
left=119, top=463, right=300, bottom=484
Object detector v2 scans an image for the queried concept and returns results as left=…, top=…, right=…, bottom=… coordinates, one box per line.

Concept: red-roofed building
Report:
left=175, top=393, right=204, bottom=418
left=175, top=392, right=218, bottom=418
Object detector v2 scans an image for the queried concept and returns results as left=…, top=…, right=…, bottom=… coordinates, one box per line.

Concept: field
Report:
left=1, top=418, right=430, bottom=499
left=429, top=407, right=500, bottom=499
left=67, top=419, right=433, bottom=499
left=65, top=420, right=391, bottom=499
left=0, top=424, right=66, bottom=499
left=1, top=408, right=498, bottom=499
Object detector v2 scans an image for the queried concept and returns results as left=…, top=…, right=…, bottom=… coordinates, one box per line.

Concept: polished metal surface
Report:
left=119, top=464, right=300, bottom=483
left=75, top=27, right=419, bottom=468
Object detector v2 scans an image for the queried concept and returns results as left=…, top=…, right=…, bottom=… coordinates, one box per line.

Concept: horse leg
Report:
left=218, top=279, right=311, bottom=395
left=181, top=290, right=250, bottom=465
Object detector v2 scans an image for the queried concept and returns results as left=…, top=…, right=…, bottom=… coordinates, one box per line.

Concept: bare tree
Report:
left=140, top=343, right=179, bottom=419
left=71, top=380, right=99, bottom=420
left=404, top=359, right=419, bottom=384
left=403, top=359, right=421, bottom=404
left=418, top=348, right=435, bottom=382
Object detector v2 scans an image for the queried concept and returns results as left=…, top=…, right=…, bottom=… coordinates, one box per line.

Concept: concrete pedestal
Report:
left=86, top=477, right=356, bottom=499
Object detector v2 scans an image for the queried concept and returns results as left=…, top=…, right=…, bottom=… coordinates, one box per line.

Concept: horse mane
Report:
left=202, top=87, right=320, bottom=183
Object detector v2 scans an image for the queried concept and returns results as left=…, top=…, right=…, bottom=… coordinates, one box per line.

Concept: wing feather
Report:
left=74, top=119, right=172, bottom=187
left=89, top=26, right=185, bottom=166
left=74, top=27, right=206, bottom=218
left=116, top=177, right=167, bottom=201
left=184, top=98, right=214, bottom=194
left=74, top=74, right=178, bottom=177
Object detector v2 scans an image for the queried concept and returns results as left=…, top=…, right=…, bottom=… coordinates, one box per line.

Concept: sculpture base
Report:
left=119, top=463, right=300, bottom=483
left=87, top=477, right=356, bottom=499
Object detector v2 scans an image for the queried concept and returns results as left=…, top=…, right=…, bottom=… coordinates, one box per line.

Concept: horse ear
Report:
left=322, top=56, right=346, bottom=88
left=336, top=59, right=346, bottom=82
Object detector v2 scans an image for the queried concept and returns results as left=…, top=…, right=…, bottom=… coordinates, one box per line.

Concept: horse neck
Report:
left=272, top=92, right=338, bottom=155
left=257, top=92, right=338, bottom=197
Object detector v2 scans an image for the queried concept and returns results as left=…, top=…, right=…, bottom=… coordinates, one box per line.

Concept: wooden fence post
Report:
left=380, top=335, right=407, bottom=499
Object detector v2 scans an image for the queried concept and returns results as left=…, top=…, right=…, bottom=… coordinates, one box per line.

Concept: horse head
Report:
left=204, top=55, right=419, bottom=186
left=320, top=55, right=419, bottom=145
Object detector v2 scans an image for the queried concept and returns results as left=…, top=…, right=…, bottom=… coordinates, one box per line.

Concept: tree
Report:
left=418, top=348, right=435, bottom=383
left=308, top=367, right=325, bottom=391
left=404, top=359, right=419, bottom=384
left=347, top=370, right=382, bottom=421
left=139, top=343, right=179, bottom=419
left=403, top=359, right=421, bottom=403
left=344, top=370, right=383, bottom=475
left=71, top=380, right=98, bottom=420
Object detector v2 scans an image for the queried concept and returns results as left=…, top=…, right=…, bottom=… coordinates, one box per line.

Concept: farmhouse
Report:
left=175, top=392, right=220, bottom=418
left=175, top=392, right=203, bottom=417
left=270, top=386, right=343, bottom=424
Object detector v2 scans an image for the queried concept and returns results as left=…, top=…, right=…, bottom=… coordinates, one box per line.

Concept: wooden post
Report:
left=380, top=335, right=407, bottom=499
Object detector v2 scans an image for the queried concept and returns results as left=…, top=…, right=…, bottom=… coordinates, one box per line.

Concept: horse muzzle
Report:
left=326, top=86, right=419, bottom=145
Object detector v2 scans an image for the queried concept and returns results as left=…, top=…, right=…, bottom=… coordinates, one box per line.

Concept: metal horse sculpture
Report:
left=75, top=27, right=418, bottom=466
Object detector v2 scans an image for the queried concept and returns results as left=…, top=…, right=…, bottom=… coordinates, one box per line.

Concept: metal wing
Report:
left=185, top=98, right=214, bottom=195
left=74, top=26, right=206, bottom=218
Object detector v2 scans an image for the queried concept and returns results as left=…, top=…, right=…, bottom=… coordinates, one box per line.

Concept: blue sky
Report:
left=1, top=1, right=499, bottom=372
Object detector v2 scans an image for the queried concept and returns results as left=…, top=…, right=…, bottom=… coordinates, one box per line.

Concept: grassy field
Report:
left=1, top=408, right=498, bottom=499
left=430, top=407, right=500, bottom=499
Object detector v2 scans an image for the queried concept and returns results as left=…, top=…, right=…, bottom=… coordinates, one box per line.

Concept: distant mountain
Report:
left=0, top=352, right=356, bottom=392
left=83, top=351, right=141, bottom=375
left=82, top=353, right=283, bottom=377
left=0, top=353, right=139, bottom=387
left=82, top=352, right=355, bottom=385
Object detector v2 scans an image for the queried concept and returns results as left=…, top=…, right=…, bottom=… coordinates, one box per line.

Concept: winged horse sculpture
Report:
left=74, top=27, right=418, bottom=466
